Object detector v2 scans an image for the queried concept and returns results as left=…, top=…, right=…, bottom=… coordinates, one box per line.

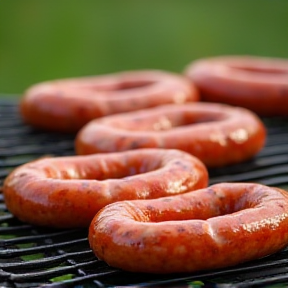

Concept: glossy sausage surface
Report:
left=185, top=55, right=288, bottom=116
left=89, top=182, right=288, bottom=274
left=75, top=103, right=266, bottom=167
left=3, top=149, right=208, bottom=228
left=20, top=70, right=199, bottom=132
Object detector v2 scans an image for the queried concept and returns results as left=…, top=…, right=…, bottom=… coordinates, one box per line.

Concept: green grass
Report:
left=1, top=0, right=288, bottom=95
left=21, top=253, right=46, bottom=261
left=49, top=273, right=74, bottom=283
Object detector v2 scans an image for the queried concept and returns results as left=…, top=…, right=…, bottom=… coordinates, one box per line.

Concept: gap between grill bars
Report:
left=1, top=98, right=288, bottom=288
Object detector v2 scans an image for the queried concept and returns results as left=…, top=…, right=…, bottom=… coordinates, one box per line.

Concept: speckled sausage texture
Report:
left=184, top=55, right=288, bottom=116
left=89, top=182, right=288, bottom=274
left=75, top=102, right=266, bottom=168
left=20, top=70, right=199, bottom=133
left=3, top=149, right=208, bottom=228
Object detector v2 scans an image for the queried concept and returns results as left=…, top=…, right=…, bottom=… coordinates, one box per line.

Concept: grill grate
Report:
left=1, top=98, right=288, bottom=288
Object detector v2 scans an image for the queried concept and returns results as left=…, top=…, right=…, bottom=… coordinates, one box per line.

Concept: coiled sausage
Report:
left=20, top=70, right=199, bottom=132
left=75, top=103, right=266, bottom=167
left=89, top=182, right=288, bottom=274
left=184, top=55, right=288, bottom=116
left=3, top=149, right=208, bottom=228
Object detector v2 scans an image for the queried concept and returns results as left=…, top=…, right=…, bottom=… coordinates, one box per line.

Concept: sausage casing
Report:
left=185, top=56, right=288, bottom=116
left=89, top=182, right=288, bottom=273
left=20, top=70, right=199, bottom=132
left=3, top=149, right=208, bottom=228
left=75, top=103, right=266, bottom=167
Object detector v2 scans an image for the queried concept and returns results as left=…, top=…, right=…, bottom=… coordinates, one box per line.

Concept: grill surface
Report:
left=1, top=98, right=288, bottom=288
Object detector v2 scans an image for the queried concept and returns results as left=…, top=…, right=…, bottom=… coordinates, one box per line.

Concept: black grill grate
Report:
left=1, top=98, right=288, bottom=288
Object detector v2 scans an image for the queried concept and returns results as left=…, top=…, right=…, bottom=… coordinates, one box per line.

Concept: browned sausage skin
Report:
left=20, top=70, right=199, bottom=133
left=89, top=182, right=288, bottom=274
left=184, top=56, right=288, bottom=116
left=3, top=149, right=208, bottom=228
left=75, top=103, right=266, bottom=168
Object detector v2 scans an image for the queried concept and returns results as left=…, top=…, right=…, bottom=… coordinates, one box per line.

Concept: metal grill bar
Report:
left=0, top=238, right=88, bottom=258
left=0, top=229, right=85, bottom=246
left=0, top=250, right=94, bottom=270
left=1, top=98, right=288, bottom=287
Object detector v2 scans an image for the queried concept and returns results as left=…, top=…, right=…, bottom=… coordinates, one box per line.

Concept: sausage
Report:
left=184, top=55, right=288, bottom=116
left=20, top=70, right=199, bottom=133
left=89, top=182, right=288, bottom=274
left=3, top=149, right=208, bottom=228
left=75, top=102, right=266, bottom=168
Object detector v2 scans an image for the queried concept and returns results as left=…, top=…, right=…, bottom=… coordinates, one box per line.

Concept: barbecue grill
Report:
left=1, top=97, right=288, bottom=288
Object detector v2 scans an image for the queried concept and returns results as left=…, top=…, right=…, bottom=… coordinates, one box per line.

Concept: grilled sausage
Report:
left=184, top=55, right=288, bottom=116
left=75, top=103, right=266, bottom=168
left=3, top=149, right=208, bottom=228
left=89, top=182, right=288, bottom=274
left=20, top=70, right=199, bottom=133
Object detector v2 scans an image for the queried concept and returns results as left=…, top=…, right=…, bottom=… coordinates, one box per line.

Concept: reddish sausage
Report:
left=75, top=103, right=266, bottom=167
left=184, top=55, right=288, bottom=116
left=3, top=149, right=208, bottom=228
left=20, top=70, right=199, bottom=132
left=89, top=182, right=288, bottom=274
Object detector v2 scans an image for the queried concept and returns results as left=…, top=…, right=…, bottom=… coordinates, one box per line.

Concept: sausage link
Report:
left=20, top=70, right=199, bottom=132
left=3, top=149, right=208, bottom=228
left=75, top=103, right=266, bottom=167
left=184, top=55, right=288, bottom=116
left=89, top=182, right=288, bottom=273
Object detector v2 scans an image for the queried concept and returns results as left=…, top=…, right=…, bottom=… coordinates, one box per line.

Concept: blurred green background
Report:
left=1, top=0, right=288, bottom=96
